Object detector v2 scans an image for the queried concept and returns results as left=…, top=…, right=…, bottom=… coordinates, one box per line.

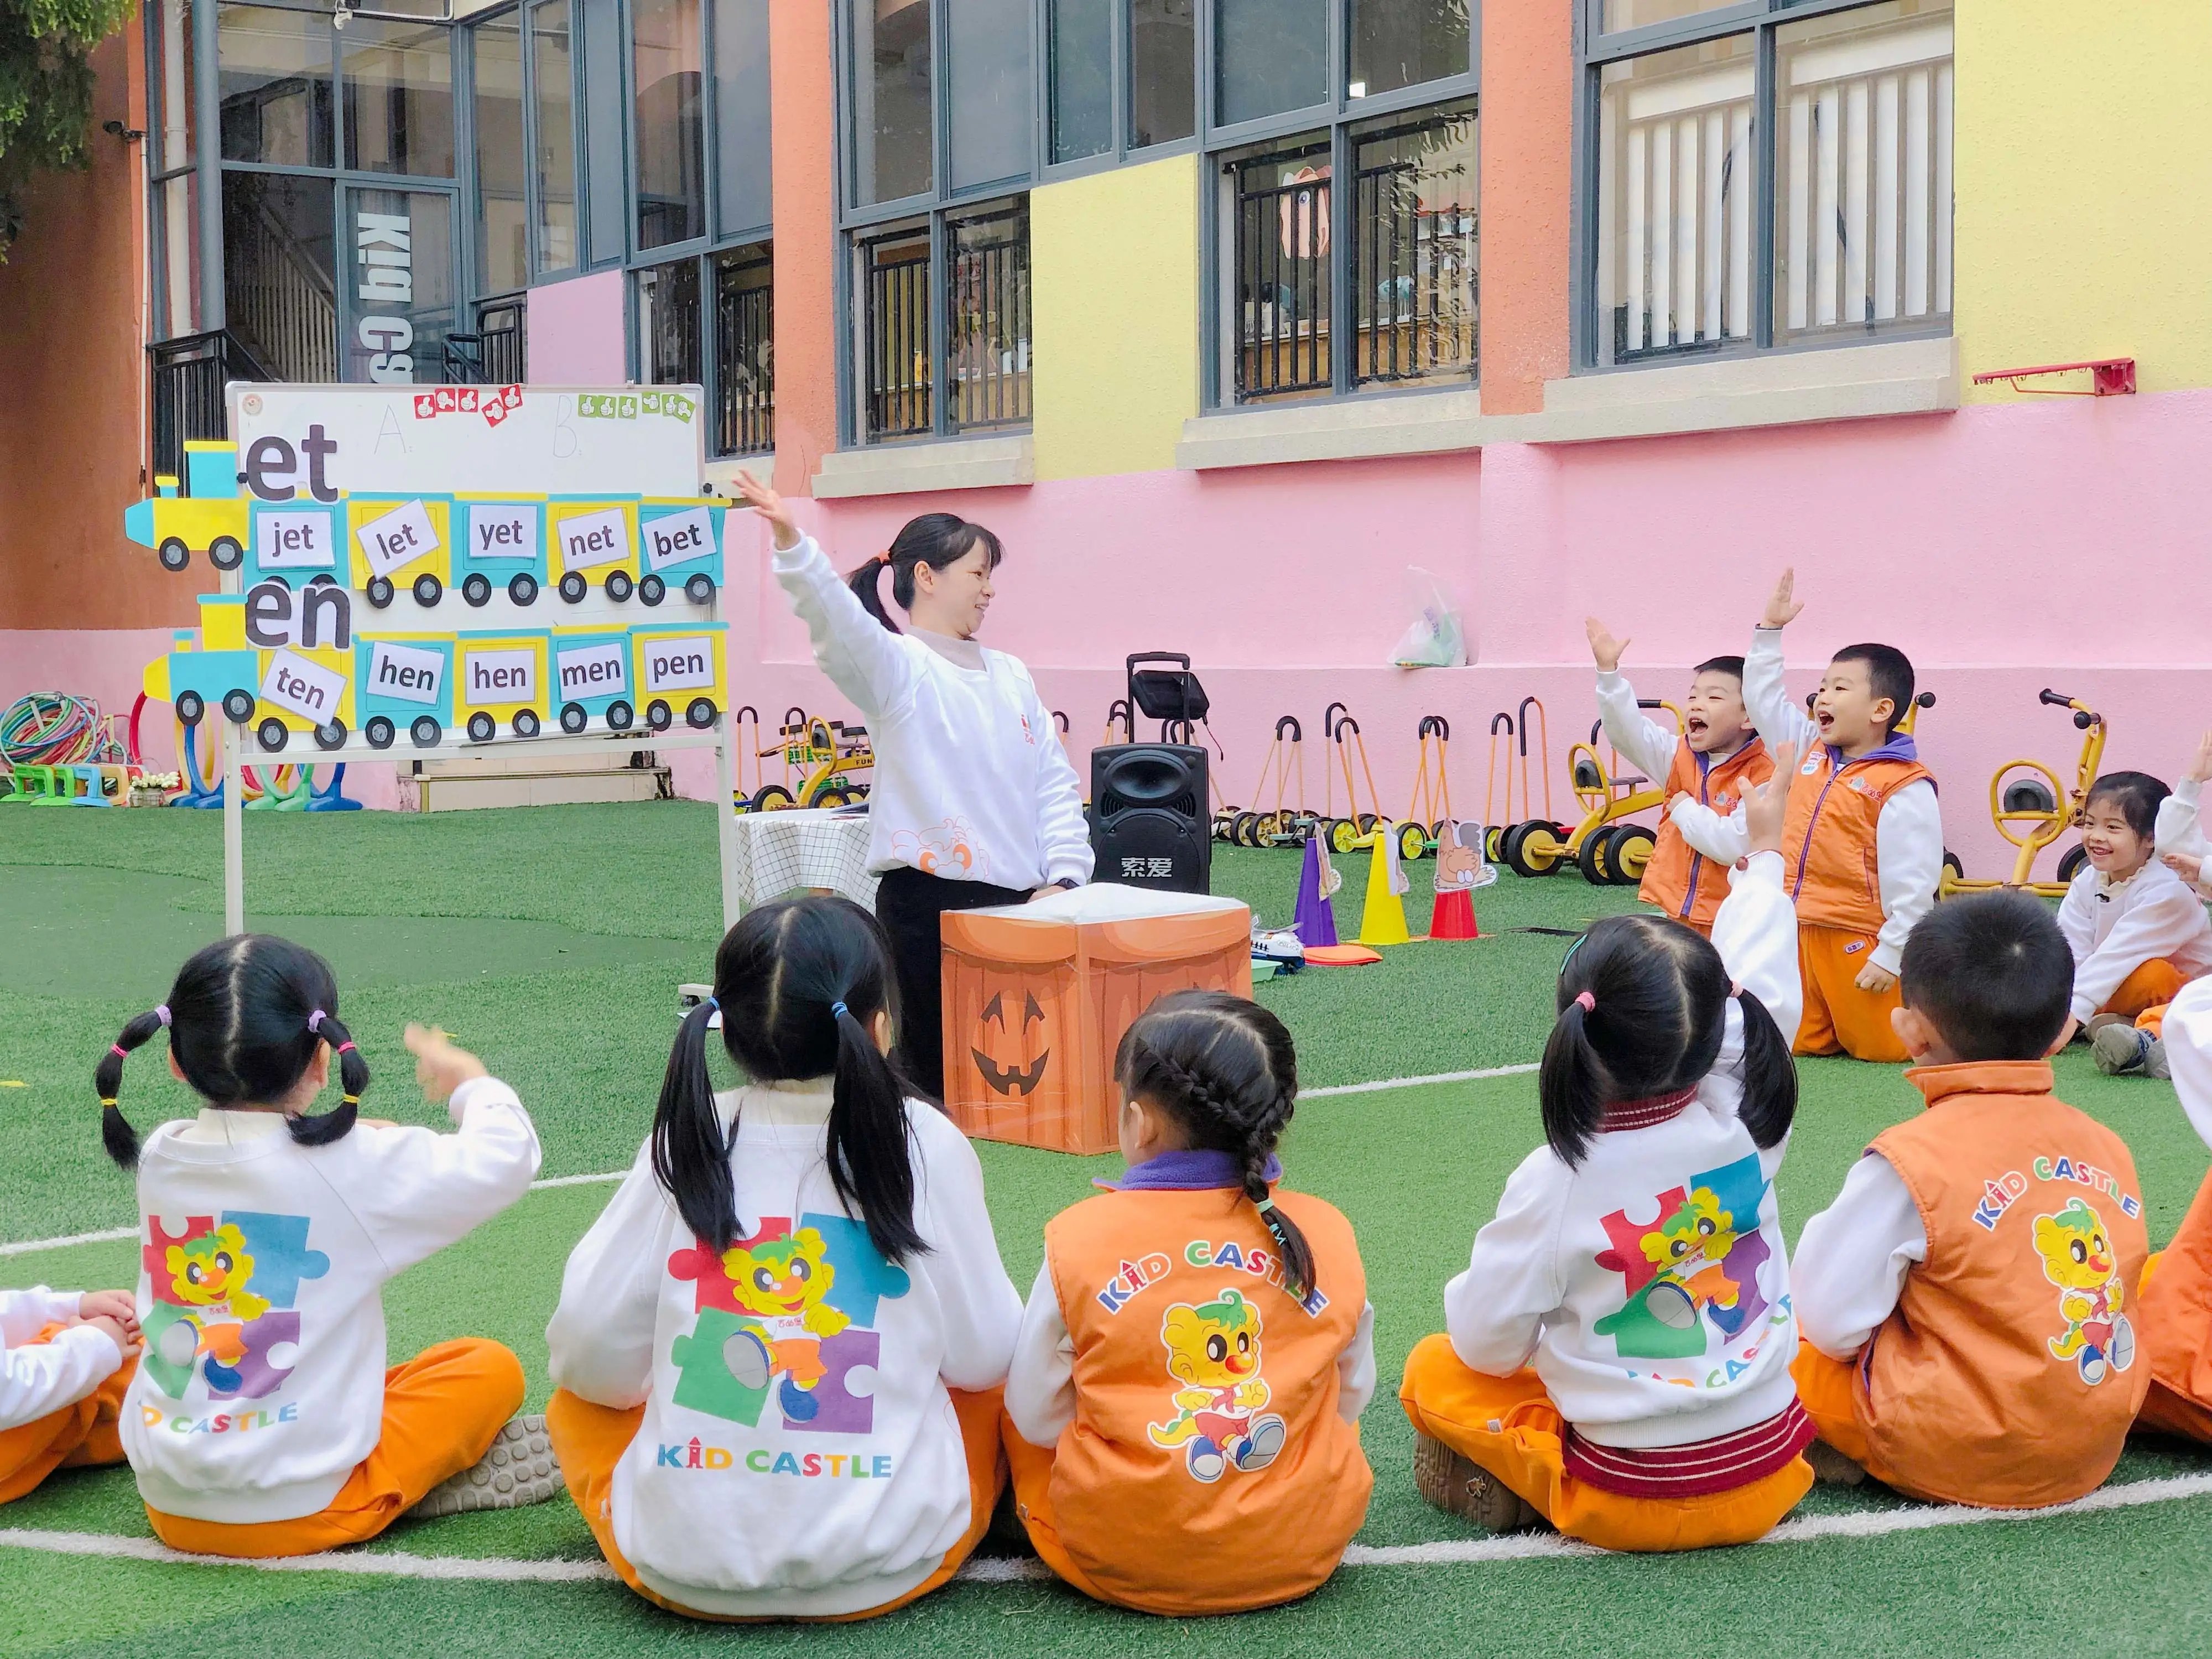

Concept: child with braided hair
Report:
left=98, top=934, right=550, bottom=1557
left=1003, top=991, right=1375, bottom=1616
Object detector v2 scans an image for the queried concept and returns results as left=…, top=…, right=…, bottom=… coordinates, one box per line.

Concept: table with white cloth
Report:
left=729, top=807, right=879, bottom=914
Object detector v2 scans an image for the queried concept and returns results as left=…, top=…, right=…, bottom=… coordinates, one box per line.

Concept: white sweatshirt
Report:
left=1444, top=854, right=1805, bottom=1447
left=2155, top=777, right=2212, bottom=899
left=772, top=534, right=1092, bottom=891
left=1791, top=1155, right=1927, bottom=1361
left=0, top=1289, right=123, bottom=1432
left=122, top=1082, right=541, bottom=1523
left=546, top=1081, right=1023, bottom=1619
left=2163, top=975, right=2212, bottom=1151
left=1745, top=627, right=1943, bottom=973
left=1595, top=670, right=1751, bottom=866
left=2056, top=857, right=2212, bottom=1023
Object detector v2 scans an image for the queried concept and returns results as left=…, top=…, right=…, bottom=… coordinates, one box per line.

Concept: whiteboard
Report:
left=226, top=383, right=707, bottom=498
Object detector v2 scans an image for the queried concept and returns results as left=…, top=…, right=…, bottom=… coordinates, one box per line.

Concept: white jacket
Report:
left=773, top=535, right=1092, bottom=891
left=1445, top=854, right=1804, bottom=1448
left=122, top=1084, right=540, bottom=1522
left=2156, top=777, right=2212, bottom=899
left=2056, top=856, right=2212, bottom=1023
left=547, top=1082, right=1023, bottom=1619
left=0, top=1289, right=123, bottom=1432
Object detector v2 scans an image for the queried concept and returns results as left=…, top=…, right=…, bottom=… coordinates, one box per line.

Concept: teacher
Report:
left=732, top=475, right=1092, bottom=1098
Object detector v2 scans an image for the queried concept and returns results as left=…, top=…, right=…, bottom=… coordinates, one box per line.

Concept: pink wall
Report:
left=527, top=272, right=627, bottom=385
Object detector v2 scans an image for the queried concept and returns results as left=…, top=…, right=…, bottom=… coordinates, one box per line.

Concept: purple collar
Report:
left=1827, top=732, right=1919, bottom=769
left=1097, top=1148, right=1284, bottom=1192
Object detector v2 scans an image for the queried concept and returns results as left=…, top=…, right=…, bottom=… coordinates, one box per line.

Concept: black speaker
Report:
left=1090, top=743, right=1210, bottom=893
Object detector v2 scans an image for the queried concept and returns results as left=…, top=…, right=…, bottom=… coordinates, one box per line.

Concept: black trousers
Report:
left=874, top=865, right=1031, bottom=1099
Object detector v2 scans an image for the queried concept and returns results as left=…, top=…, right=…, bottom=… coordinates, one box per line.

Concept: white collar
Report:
left=723, top=1078, right=837, bottom=1127
left=175, top=1107, right=290, bottom=1145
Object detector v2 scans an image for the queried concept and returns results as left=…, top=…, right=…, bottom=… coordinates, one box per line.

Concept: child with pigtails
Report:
left=1003, top=991, right=1376, bottom=1616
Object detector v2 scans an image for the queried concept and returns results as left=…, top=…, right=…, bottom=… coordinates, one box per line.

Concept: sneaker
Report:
left=2147, top=1036, right=2171, bottom=1080
left=2093, top=1023, right=2154, bottom=1076
left=405, top=1415, right=563, bottom=1520
left=1412, top=1431, right=1539, bottom=1532
left=1805, top=1439, right=1867, bottom=1487
left=2083, top=1013, right=2130, bottom=1042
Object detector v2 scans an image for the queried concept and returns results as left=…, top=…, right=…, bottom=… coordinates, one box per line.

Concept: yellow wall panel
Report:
left=1956, top=1, right=2212, bottom=399
left=1031, top=153, right=1201, bottom=479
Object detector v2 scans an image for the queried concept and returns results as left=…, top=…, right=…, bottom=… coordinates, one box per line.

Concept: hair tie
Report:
left=1253, top=1195, right=1276, bottom=1213
left=154, top=1005, right=171, bottom=1028
left=341, top=1094, right=361, bottom=1106
left=110, top=1044, right=128, bottom=1058
left=1729, top=981, right=1743, bottom=999
left=100, top=1097, right=117, bottom=1108
left=1574, top=990, right=1596, bottom=1013
left=831, top=1000, right=849, bottom=1022
left=307, top=1010, right=326, bottom=1034
left=703, top=995, right=719, bottom=1015
left=336, top=1041, right=357, bottom=1055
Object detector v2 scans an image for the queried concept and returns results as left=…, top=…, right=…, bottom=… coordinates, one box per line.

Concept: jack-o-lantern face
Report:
left=971, top=989, right=1049, bottom=1097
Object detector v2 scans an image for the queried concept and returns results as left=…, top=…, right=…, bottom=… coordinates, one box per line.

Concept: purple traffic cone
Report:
left=1294, top=833, right=1339, bottom=947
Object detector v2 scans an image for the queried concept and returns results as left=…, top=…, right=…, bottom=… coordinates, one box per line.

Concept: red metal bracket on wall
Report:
left=1971, top=358, right=2136, bottom=397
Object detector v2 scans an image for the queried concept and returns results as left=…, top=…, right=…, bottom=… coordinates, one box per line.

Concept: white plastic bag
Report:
left=1389, top=567, right=1466, bottom=668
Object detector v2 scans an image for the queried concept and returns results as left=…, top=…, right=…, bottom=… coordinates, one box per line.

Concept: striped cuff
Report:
left=1563, top=1399, right=1815, bottom=1499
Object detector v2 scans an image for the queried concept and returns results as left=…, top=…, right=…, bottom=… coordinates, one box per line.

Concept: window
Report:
left=852, top=202, right=1031, bottom=441
left=344, top=17, right=456, bottom=178
left=715, top=245, right=775, bottom=454
left=218, top=4, right=335, bottom=168
left=473, top=12, right=529, bottom=294
left=1582, top=0, right=1953, bottom=367
left=851, top=0, right=933, bottom=205
left=531, top=1, right=580, bottom=273
left=949, top=0, right=1033, bottom=189
left=146, top=0, right=201, bottom=340
left=713, top=0, right=772, bottom=236
left=637, top=255, right=705, bottom=382
left=633, top=0, right=706, bottom=249
left=1047, top=0, right=1195, bottom=165
left=1204, top=2, right=1476, bottom=407
left=1129, top=0, right=1195, bottom=147
left=223, top=170, right=338, bottom=379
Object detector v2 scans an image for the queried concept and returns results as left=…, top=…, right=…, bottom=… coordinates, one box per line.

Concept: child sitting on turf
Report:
left=1400, top=751, right=1815, bottom=1552
left=2050, top=771, right=2212, bottom=1079
left=1791, top=891, right=2149, bottom=1507
left=545, top=896, right=1022, bottom=1621
left=101, top=935, right=549, bottom=1556
left=1003, top=991, right=1375, bottom=1615
left=2132, top=976, right=2212, bottom=1442
left=0, top=1282, right=142, bottom=1506
left=1586, top=616, right=1772, bottom=935
left=1747, top=570, right=1941, bottom=1063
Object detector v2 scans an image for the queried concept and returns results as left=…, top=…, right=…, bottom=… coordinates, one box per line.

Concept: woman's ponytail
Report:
left=288, top=1010, right=365, bottom=1148
left=1538, top=993, right=1611, bottom=1168
left=653, top=999, right=739, bottom=1252
left=95, top=1005, right=171, bottom=1169
left=827, top=1000, right=925, bottom=1264
left=1732, top=985, right=1799, bottom=1150
left=847, top=555, right=898, bottom=633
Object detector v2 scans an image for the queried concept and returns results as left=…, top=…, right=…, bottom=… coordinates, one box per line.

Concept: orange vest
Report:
left=1638, top=739, right=1772, bottom=932
left=1859, top=1061, right=2149, bottom=1507
left=2140, top=1162, right=2212, bottom=1417
left=1780, top=747, right=1933, bottom=933
left=1040, top=1185, right=1371, bottom=1616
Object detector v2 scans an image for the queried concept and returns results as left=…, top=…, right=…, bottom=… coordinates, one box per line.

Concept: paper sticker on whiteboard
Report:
left=256, top=511, right=334, bottom=569
left=556, top=507, right=628, bottom=573
left=356, top=500, right=441, bottom=579
left=465, top=502, right=540, bottom=561
left=465, top=648, right=537, bottom=704
left=367, top=641, right=446, bottom=707
left=259, top=650, right=346, bottom=725
left=642, top=636, right=717, bottom=694
left=641, top=507, right=715, bottom=572
left=556, top=641, right=627, bottom=699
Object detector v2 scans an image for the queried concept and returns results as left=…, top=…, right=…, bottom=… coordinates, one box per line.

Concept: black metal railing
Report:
left=445, top=297, right=528, bottom=384
left=862, top=233, right=931, bottom=440
left=1231, top=147, right=1333, bottom=402
left=1352, top=159, right=1477, bottom=387
left=947, top=203, right=1030, bottom=431
left=225, top=197, right=339, bottom=383
left=641, top=258, right=704, bottom=386
left=148, top=329, right=271, bottom=482
left=714, top=249, right=774, bottom=456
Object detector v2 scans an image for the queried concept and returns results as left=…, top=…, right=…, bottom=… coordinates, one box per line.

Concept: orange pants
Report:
left=1399, top=1335, right=1812, bottom=1552
left=1789, top=1345, right=1889, bottom=1474
left=147, top=1338, right=523, bottom=1557
left=1002, top=1422, right=1118, bottom=1608
left=0, top=1342, right=135, bottom=1506
left=547, top=1384, right=1004, bottom=1622
left=2102, top=959, right=2187, bottom=1036
left=2135, top=1246, right=2212, bottom=1443
left=1795, top=925, right=1908, bottom=1062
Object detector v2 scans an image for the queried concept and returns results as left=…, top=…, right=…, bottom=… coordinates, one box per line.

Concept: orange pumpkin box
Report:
left=939, top=887, right=1255, bottom=1154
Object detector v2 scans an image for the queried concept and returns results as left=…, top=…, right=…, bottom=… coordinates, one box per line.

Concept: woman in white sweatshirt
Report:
left=545, top=894, right=1023, bottom=1621
left=731, top=472, right=1092, bottom=1099
left=1401, top=749, right=1817, bottom=1551
left=97, top=935, right=550, bottom=1557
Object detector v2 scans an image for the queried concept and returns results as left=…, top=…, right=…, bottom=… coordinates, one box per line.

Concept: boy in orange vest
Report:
left=1747, top=569, right=1940, bottom=1062
left=1586, top=617, right=1773, bottom=934
left=1791, top=891, right=2149, bottom=1506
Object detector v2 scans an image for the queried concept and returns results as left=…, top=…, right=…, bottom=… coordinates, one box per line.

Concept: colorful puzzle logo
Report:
left=666, top=1214, right=911, bottom=1435
left=139, top=1213, right=329, bottom=1401
left=1590, top=1154, right=1773, bottom=1360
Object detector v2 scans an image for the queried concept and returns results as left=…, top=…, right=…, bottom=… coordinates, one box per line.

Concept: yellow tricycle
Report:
left=1501, top=705, right=1678, bottom=886
left=1940, top=688, right=2105, bottom=898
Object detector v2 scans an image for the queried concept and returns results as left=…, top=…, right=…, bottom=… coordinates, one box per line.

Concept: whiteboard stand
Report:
left=220, top=725, right=743, bottom=938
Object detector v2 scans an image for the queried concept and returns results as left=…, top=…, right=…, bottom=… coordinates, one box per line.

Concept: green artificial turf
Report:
left=3, top=803, right=2210, bottom=1658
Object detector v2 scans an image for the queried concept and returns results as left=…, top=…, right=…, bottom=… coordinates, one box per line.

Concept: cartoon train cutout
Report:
left=125, top=444, right=727, bottom=609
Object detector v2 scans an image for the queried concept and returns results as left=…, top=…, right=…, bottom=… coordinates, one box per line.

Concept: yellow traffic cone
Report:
left=1356, top=823, right=1412, bottom=947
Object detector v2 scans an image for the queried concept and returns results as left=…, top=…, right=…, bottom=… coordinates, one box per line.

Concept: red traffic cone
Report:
left=1428, top=885, right=1480, bottom=940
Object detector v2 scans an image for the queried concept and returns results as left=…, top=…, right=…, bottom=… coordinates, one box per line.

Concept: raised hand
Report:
left=1761, top=568, right=1805, bottom=630
left=1743, top=743, right=1796, bottom=856
left=727, top=470, right=800, bottom=550
left=1585, top=616, right=1630, bottom=674
left=2186, top=730, right=2212, bottom=786
left=404, top=1023, right=489, bottom=1105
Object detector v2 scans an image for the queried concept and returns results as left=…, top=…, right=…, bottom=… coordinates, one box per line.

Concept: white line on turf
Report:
left=8, top=1472, right=2212, bottom=1585
left=0, top=1067, right=1531, bottom=1257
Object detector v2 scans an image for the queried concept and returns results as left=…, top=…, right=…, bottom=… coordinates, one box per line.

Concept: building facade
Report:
left=3, top=0, right=2209, bottom=862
